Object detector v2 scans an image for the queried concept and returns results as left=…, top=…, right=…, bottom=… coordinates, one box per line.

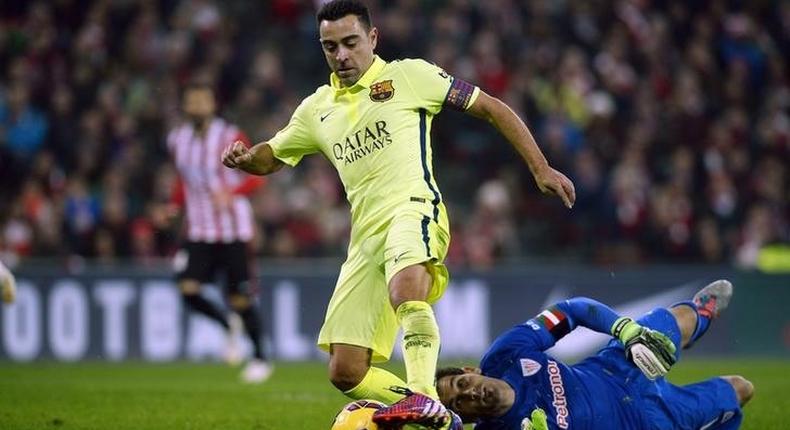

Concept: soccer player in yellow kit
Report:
left=222, top=1, right=575, bottom=427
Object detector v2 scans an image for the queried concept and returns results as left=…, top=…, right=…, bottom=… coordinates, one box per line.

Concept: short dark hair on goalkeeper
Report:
left=435, top=367, right=465, bottom=383
left=316, top=0, right=372, bottom=30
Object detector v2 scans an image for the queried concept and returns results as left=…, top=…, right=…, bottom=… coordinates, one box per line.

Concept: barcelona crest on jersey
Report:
left=369, top=80, right=395, bottom=102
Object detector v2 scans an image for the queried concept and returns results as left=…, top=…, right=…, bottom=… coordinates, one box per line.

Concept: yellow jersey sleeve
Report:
left=267, top=97, right=319, bottom=167
left=400, top=59, right=480, bottom=115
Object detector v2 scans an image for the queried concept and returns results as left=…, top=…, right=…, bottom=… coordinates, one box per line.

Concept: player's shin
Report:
left=344, top=367, right=409, bottom=404
left=671, top=300, right=710, bottom=349
left=676, top=279, right=733, bottom=349
left=239, top=306, right=266, bottom=360
left=397, top=301, right=441, bottom=398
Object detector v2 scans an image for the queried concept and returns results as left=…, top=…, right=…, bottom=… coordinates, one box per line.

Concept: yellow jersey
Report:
left=268, top=55, right=480, bottom=237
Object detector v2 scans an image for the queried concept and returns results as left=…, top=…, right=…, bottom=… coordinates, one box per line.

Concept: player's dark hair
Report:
left=435, top=367, right=465, bottom=382
left=436, top=367, right=472, bottom=423
left=316, top=0, right=372, bottom=30
left=181, top=80, right=214, bottom=99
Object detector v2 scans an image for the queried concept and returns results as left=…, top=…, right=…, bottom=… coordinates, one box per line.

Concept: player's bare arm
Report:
left=466, top=91, right=576, bottom=209
left=0, top=260, right=16, bottom=304
left=221, top=140, right=284, bottom=176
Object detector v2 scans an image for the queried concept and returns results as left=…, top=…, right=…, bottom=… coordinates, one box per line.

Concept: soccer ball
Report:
left=331, top=399, right=386, bottom=430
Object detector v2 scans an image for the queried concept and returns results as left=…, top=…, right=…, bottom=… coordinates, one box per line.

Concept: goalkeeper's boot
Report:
left=372, top=387, right=450, bottom=429
left=683, top=279, right=733, bottom=350
left=693, top=279, right=733, bottom=319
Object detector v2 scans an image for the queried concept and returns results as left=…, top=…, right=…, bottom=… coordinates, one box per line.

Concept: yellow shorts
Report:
left=317, top=208, right=450, bottom=363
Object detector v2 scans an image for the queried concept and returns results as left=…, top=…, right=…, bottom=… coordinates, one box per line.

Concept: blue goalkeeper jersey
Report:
left=474, top=305, right=644, bottom=430
left=472, top=300, right=742, bottom=430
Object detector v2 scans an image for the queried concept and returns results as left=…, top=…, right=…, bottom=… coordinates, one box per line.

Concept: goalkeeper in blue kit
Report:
left=436, top=280, right=753, bottom=429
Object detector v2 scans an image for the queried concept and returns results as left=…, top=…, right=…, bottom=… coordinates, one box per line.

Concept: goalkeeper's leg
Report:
left=670, top=279, right=733, bottom=349
left=721, top=375, right=755, bottom=407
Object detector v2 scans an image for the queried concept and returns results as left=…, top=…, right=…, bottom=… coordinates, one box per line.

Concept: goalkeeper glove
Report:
left=520, top=408, right=548, bottom=430
left=611, top=317, right=677, bottom=380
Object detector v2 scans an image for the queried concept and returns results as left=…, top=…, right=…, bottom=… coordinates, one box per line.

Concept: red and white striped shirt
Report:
left=166, top=117, right=263, bottom=243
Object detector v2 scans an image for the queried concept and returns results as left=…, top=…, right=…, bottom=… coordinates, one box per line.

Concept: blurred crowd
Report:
left=0, top=0, right=787, bottom=269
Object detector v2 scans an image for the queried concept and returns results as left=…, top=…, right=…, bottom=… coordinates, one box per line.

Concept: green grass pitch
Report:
left=1, top=359, right=788, bottom=429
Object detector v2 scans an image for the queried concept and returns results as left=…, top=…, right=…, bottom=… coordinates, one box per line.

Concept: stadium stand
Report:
left=0, top=0, right=787, bottom=268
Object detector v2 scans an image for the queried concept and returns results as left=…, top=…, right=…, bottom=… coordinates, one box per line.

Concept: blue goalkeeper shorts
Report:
left=589, top=308, right=743, bottom=429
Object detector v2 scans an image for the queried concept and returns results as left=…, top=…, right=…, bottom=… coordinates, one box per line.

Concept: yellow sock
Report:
left=343, top=367, right=408, bottom=404
left=396, top=300, right=440, bottom=398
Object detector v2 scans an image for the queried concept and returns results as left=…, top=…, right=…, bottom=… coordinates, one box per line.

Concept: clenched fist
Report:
left=222, top=140, right=253, bottom=169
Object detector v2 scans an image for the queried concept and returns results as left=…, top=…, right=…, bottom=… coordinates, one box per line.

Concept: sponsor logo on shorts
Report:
left=520, top=358, right=542, bottom=377
left=548, top=360, right=569, bottom=429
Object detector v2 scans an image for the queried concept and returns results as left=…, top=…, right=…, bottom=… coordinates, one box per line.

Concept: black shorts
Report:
left=174, top=241, right=254, bottom=296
